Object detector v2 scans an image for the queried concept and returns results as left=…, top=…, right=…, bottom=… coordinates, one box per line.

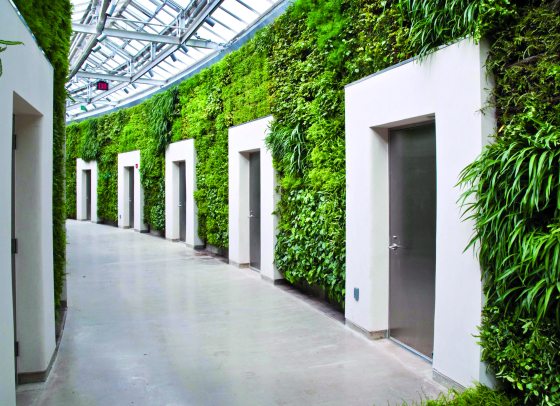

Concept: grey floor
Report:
left=18, top=220, right=445, bottom=406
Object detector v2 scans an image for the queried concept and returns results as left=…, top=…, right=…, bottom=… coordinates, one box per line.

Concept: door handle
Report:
left=388, top=243, right=401, bottom=251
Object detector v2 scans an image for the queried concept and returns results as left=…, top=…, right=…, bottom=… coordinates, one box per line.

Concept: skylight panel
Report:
left=134, top=0, right=158, bottom=15
left=68, top=0, right=286, bottom=120
left=155, top=10, right=174, bottom=25
left=221, top=0, right=257, bottom=24
left=212, top=9, right=246, bottom=31
left=170, top=0, right=191, bottom=8
left=197, top=26, right=229, bottom=44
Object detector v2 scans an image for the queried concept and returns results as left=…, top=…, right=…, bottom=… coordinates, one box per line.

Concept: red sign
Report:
left=135, top=163, right=138, bottom=169
left=97, top=80, right=109, bottom=91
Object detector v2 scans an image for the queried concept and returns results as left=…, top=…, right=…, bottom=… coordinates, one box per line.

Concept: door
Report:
left=85, top=170, right=92, bottom=221
left=128, top=167, right=135, bottom=228
left=11, top=115, right=18, bottom=384
left=249, top=151, right=261, bottom=270
left=388, top=122, right=436, bottom=359
left=178, top=161, right=186, bottom=242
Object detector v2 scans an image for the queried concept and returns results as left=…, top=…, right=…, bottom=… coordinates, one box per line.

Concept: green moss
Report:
left=13, top=0, right=72, bottom=307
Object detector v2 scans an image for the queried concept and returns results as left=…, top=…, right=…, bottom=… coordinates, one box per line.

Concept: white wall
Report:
left=345, top=39, right=495, bottom=387
left=76, top=159, right=98, bottom=222
left=117, top=151, right=147, bottom=231
left=165, top=139, right=202, bottom=247
left=0, top=1, right=55, bottom=404
left=228, top=116, right=281, bottom=281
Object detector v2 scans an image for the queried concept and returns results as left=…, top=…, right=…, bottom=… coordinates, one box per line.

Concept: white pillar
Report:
left=228, top=116, right=281, bottom=282
left=76, top=159, right=98, bottom=222
left=0, top=1, right=56, bottom=400
left=117, top=150, right=147, bottom=231
left=165, top=139, right=202, bottom=247
left=344, top=39, right=495, bottom=387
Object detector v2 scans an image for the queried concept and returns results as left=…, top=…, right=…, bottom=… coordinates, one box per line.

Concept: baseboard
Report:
left=433, top=369, right=465, bottom=390
left=206, top=244, right=228, bottom=258
left=345, top=319, right=387, bottom=340
left=18, top=307, right=67, bottom=385
left=229, top=260, right=249, bottom=268
left=261, top=274, right=287, bottom=285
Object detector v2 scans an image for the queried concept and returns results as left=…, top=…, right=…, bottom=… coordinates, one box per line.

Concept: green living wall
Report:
left=13, top=0, right=72, bottom=307
left=66, top=36, right=270, bottom=242
left=67, top=1, right=559, bottom=403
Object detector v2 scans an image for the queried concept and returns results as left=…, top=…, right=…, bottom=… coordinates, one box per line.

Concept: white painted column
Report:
left=76, top=159, right=98, bottom=222
left=345, top=39, right=495, bottom=387
left=117, top=151, right=147, bottom=231
left=165, top=139, right=202, bottom=247
left=228, top=116, right=281, bottom=282
left=0, top=1, right=56, bottom=401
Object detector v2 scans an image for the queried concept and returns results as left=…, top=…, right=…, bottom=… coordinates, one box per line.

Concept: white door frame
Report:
left=228, top=116, right=281, bottom=282
left=165, top=139, right=202, bottom=247
left=118, top=150, right=147, bottom=231
left=345, top=39, right=495, bottom=387
left=76, top=159, right=98, bottom=222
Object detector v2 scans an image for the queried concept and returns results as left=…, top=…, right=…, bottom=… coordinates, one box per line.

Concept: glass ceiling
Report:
left=67, top=0, right=285, bottom=121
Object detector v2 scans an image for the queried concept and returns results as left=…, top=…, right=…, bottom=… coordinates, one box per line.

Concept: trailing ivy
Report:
left=13, top=0, right=72, bottom=307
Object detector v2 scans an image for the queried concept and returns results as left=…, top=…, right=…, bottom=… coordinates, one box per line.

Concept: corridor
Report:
left=18, top=221, right=444, bottom=406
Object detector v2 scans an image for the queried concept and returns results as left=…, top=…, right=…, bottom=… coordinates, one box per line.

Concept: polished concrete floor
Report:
left=18, top=220, right=445, bottom=405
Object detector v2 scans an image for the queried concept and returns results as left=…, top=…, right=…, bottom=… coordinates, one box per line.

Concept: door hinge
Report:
left=12, top=238, right=18, bottom=254
left=12, top=133, right=17, bottom=150
left=15, top=341, right=19, bottom=357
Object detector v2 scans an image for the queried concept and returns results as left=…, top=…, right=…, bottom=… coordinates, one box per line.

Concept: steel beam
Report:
left=75, top=71, right=165, bottom=85
left=69, top=0, right=112, bottom=79
left=73, top=23, right=220, bottom=48
left=131, top=0, right=223, bottom=83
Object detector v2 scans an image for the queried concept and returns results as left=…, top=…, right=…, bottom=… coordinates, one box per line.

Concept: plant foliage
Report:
left=420, top=383, right=518, bottom=405
left=67, top=36, right=270, bottom=240
left=13, top=0, right=72, bottom=307
left=397, top=0, right=521, bottom=56
left=455, top=2, right=560, bottom=404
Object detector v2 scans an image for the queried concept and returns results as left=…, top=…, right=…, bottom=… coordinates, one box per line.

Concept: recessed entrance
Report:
left=84, top=170, right=92, bottom=221
left=228, top=116, right=281, bottom=282
left=126, top=166, right=135, bottom=228
left=249, top=151, right=261, bottom=270
left=177, top=161, right=186, bottom=242
left=388, top=122, right=436, bottom=359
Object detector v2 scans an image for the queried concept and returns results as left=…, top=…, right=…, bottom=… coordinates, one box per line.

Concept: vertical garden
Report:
left=66, top=1, right=559, bottom=403
left=14, top=0, right=72, bottom=308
